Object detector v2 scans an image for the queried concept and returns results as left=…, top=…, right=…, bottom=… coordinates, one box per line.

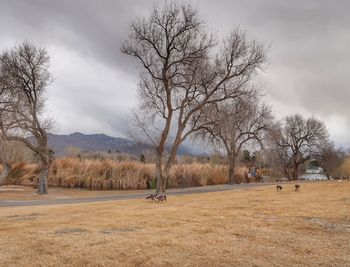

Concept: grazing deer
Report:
left=155, top=195, right=167, bottom=203
left=276, top=185, right=283, bottom=192
left=295, top=184, right=301, bottom=192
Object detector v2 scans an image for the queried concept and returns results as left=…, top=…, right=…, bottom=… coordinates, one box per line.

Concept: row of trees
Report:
left=123, top=2, right=334, bottom=192
left=0, top=1, right=343, bottom=194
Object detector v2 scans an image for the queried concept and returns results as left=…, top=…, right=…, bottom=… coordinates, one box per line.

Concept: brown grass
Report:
left=168, top=163, right=230, bottom=187
left=2, top=162, right=40, bottom=185
left=2, top=158, right=248, bottom=190
left=49, top=158, right=154, bottom=190
left=0, top=181, right=349, bottom=266
left=340, top=156, right=350, bottom=178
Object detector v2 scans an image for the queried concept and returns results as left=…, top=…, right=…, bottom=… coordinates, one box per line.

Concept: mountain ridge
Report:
left=44, top=132, right=193, bottom=157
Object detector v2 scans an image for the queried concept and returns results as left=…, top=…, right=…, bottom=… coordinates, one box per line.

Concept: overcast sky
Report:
left=0, top=0, right=349, bottom=148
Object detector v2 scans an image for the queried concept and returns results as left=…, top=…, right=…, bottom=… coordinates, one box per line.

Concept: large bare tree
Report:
left=271, top=114, right=328, bottom=180
left=0, top=42, right=54, bottom=194
left=122, top=2, right=266, bottom=192
left=197, top=94, right=274, bottom=184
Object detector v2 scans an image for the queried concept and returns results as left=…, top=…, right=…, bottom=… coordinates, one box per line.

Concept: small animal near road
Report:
left=145, top=193, right=167, bottom=203
left=295, top=184, right=301, bottom=192
left=155, top=195, right=166, bottom=203
left=145, top=193, right=157, bottom=201
left=276, top=185, right=283, bottom=191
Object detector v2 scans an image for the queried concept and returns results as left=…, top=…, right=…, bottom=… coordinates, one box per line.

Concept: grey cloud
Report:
left=0, top=0, right=349, bottom=147
left=0, top=0, right=149, bottom=73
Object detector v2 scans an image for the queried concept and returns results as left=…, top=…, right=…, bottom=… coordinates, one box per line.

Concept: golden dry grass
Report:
left=340, top=157, right=350, bottom=178
left=2, top=158, right=247, bottom=189
left=0, top=181, right=349, bottom=266
left=49, top=158, right=154, bottom=190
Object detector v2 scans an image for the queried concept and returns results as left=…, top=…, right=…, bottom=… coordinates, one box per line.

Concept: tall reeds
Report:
left=0, top=157, right=251, bottom=190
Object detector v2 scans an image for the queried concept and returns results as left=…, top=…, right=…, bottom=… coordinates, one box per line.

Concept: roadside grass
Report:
left=2, top=158, right=248, bottom=190
left=0, top=181, right=349, bottom=266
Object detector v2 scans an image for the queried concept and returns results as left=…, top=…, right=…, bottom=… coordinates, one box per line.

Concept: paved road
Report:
left=0, top=183, right=276, bottom=207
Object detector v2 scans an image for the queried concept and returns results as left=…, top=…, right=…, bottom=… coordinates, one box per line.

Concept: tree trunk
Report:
left=37, top=159, right=50, bottom=194
left=155, top=151, right=166, bottom=193
left=162, top=162, right=174, bottom=193
left=158, top=175, right=166, bottom=193
left=228, top=155, right=237, bottom=185
left=37, top=165, right=48, bottom=194
left=283, top=168, right=291, bottom=180
left=292, top=163, right=299, bottom=180
left=228, top=163, right=235, bottom=185
left=0, top=162, right=11, bottom=184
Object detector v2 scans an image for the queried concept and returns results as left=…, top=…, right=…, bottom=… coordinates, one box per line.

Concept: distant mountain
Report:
left=43, top=132, right=194, bottom=157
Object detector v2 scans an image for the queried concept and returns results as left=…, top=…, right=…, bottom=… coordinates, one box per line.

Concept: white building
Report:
left=305, top=166, right=324, bottom=174
left=300, top=166, right=327, bottom=180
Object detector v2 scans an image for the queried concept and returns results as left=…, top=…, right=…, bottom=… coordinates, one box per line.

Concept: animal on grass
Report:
left=276, top=185, right=283, bottom=192
left=155, top=195, right=167, bottom=203
left=145, top=193, right=157, bottom=201
left=295, top=184, right=301, bottom=192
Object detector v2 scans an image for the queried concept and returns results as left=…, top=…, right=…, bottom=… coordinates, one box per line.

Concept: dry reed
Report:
left=1, top=157, right=250, bottom=190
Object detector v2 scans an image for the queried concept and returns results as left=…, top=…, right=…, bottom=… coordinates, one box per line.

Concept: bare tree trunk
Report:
left=38, top=169, right=48, bottom=194
left=162, top=161, right=174, bottom=193
left=37, top=160, right=49, bottom=194
left=228, top=163, right=236, bottom=185
left=0, top=162, right=10, bottom=184
left=283, top=168, right=291, bottom=180
left=37, top=134, right=51, bottom=194
left=163, top=131, right=184, bottom=192
left=158, top=175, right=166, bottom=193
left=292, top=162, right=299, bottom=181
left=155, top=151, right=165, bottom=193
left=228, top=155, right=237, bottom=185
left=325, top=171, right=330, bottom=179
left=154, top=106, right=173, bottom=193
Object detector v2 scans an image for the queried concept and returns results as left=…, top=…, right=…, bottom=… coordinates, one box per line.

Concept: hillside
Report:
left=43, top=132, right=193, bottom=157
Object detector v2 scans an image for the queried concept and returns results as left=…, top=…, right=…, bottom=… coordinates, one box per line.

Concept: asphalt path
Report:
left=0, top=183, right=277, bottom=207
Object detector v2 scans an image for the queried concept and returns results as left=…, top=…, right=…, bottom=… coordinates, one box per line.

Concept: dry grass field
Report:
left=0, top=181, right=349, bottom=267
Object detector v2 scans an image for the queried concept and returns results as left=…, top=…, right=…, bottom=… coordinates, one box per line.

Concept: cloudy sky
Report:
left=0, top=0, right=349, bottom=148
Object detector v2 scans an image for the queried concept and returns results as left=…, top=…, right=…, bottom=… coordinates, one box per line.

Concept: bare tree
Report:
left=197, top=94, right=273, bottom=184
left=0, top=139, right=11, bottom=183
left=0, top=42, right=54, bottom=194
left=268, top=126, right=293, bottom=179
left=317, top=142, right=345, bottom=179
left=122, top=2, right=266, bottom=192
left=0, top=58, right=13, bottom=183
left=271, top=114, right=328, bottom=180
